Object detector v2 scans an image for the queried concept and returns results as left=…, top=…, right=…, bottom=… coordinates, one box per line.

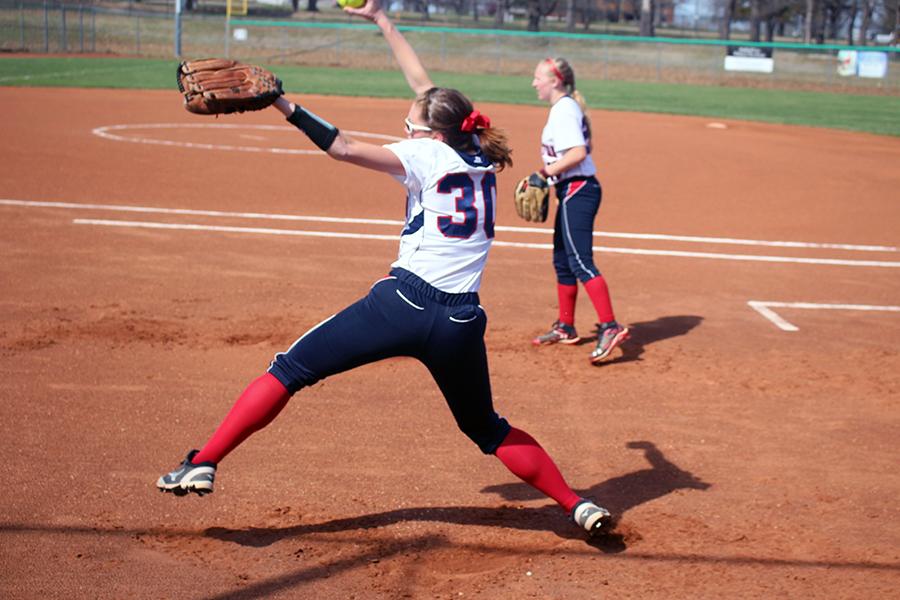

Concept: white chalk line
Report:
left=0, top=198, right=402, bottom=226
left=497, top=241, right=900, bottom=267
left=748, top=302, right=799, bottom=331
left=91, top=123, right=402, bottom=155
left=73, top=218, right=399, bottom=242
left=748, top=300, right=900, bottom=331
left=2, top=198, right=895, bottom=255
left=504, top=225, right=896, bottom=253
left=87, top=124, right=897, bottom=254
left=68, top=218, right=900, bottom=268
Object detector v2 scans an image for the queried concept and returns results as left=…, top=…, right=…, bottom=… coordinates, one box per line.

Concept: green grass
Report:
left=1, top=56, right=898, bottom=136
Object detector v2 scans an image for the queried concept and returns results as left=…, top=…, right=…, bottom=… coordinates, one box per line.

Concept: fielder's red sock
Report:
left=557, top=283, right=578, bottom=326
left=192, top=373, right=291, bottom=464
left=583, top=275, right=615, bottom=324
left=494, top=427, right=582, bottom=514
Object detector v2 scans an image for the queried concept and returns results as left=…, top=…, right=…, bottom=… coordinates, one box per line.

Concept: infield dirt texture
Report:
left=1, top=87, right=899, bottom=598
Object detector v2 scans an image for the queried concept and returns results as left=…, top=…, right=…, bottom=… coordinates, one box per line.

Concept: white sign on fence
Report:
left=836, top=50, right=858, bottom=76
left=724, top=46, right=774, bottom=74
left=857, top=51, right=888, bottom=79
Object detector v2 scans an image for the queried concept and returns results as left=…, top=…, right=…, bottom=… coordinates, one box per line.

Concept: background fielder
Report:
left=530, top=57, right=630, bottom=365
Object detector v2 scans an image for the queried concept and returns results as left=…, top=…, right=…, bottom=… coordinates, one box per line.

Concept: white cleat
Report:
left=156, top=449, right=216, bottom=496
left=572, top=499, right=612, bottom=537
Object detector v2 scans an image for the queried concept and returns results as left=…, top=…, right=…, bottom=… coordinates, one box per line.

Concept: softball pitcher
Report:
left=156, top=0, right=611, bottom=538
left=529, top=57, right=630, bottom=365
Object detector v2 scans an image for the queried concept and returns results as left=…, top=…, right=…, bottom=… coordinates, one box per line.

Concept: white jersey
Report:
left=384, top=138, right=497, bottom=294
left=540, top=95, right=596, bottom=182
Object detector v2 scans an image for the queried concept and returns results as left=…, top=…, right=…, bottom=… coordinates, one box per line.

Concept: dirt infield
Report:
left=1, top=87, right=899, bottom=599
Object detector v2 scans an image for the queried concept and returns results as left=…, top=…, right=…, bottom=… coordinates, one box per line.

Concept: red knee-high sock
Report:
left=192, top=373, right=291, bottom=464
left=583, top=275, right=615, bottom=324
left=494, top=427, right=582, bottom=514
left=557, top=283, right=578, bottom=326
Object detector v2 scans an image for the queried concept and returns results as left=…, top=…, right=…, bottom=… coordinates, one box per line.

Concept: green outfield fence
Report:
left=1, top=1, right=898, bottom=92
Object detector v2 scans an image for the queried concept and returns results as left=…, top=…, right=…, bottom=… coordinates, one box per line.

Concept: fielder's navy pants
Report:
left=267, top=267, right=511, bottom=454
left=552, top=176, right=603, bottom=285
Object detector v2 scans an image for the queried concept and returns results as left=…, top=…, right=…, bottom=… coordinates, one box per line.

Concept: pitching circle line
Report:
left=91, top=123, right=402, bottom=154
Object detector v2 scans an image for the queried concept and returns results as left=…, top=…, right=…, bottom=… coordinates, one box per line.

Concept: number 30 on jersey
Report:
left=436, top=172, right=497, bottom=239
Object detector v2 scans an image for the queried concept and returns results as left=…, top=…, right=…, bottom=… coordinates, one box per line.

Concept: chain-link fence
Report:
left=2, top=1, right=897, bottom=92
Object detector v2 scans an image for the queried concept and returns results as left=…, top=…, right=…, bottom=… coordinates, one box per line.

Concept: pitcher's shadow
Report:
left=482, top=440, right=711, bottom=522
left=204, top=441, right=710, bottom=555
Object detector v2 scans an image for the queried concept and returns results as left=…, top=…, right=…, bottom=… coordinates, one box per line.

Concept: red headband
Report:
left=544, top=58, right=565, bottom=84
left=461, top=110, right=491, bottom=133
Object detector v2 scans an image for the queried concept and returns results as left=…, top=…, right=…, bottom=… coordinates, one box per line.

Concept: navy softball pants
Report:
left=267, top=267, right=511, bottom=454
left=552, top=176, right=603, bottom=285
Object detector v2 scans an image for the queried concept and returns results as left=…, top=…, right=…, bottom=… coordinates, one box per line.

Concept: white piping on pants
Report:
left=396, top=289, right=425, bottom=310
left=560, top=181, right=599, bottom=280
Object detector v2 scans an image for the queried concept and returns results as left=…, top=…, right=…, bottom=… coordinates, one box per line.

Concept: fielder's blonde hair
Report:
left=545, top=57, right=592, bottom=142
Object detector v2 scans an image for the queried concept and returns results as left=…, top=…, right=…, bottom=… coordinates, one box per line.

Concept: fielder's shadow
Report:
left=581, top=315, right=704, bottom=365
left=204, top=441, right=709, bottom=555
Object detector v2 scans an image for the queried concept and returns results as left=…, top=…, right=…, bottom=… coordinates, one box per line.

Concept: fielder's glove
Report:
left=513, top=171, right=550, bottom=223
left=176, top=58, right=283, bottom=115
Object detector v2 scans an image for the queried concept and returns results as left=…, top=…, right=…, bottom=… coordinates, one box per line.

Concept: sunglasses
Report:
left=404, top=117, right=432, bottom=135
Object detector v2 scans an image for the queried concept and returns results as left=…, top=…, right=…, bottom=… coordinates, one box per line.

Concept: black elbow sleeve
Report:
left=286, top=105, right=339, bottom=152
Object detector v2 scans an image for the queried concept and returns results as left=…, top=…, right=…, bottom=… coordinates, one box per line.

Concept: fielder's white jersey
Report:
left=384, top=138, right=497, bottom=294
left=540, top=95, right=596, bottom=182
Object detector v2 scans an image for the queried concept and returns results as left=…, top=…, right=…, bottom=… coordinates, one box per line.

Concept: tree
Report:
left=289, top=0, right=317, bottom=12
left=749, top=0, right=762, bottom=40
left=823, top=0, right=845, bottom=40
left=846, top=0, right=858, bottom=44
left=858, top=0, right=875, bottom=43
left=867, top=0, right=899, bottom=41
left=526, top=0, right=559, bottom=31
left=639, top=0, right=655, bottom=35
left=894, top=0, right=900, bottom=40
left=411, top=0, right=431, bottom=20
left=580, top=0, right=597, bottom=30
left=813, top=0, right=826, bottom=43
left=565, top=0, right=576, bottom=31
left=575, top=0, right=606, bottom=31
left=718, top=0, right=737, bottom=39
left=494, top=0, right=508, bottom=26
left=444, top=0, right=468, bottom=16
left=763, top=0, right=793, bottom=41
left=804, top=0, right=816, bottom=42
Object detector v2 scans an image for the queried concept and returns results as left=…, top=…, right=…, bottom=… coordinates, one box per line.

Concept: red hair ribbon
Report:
left=461, top=110, right=491, bottom=133
left=544, top=58, right=565, bottom=84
